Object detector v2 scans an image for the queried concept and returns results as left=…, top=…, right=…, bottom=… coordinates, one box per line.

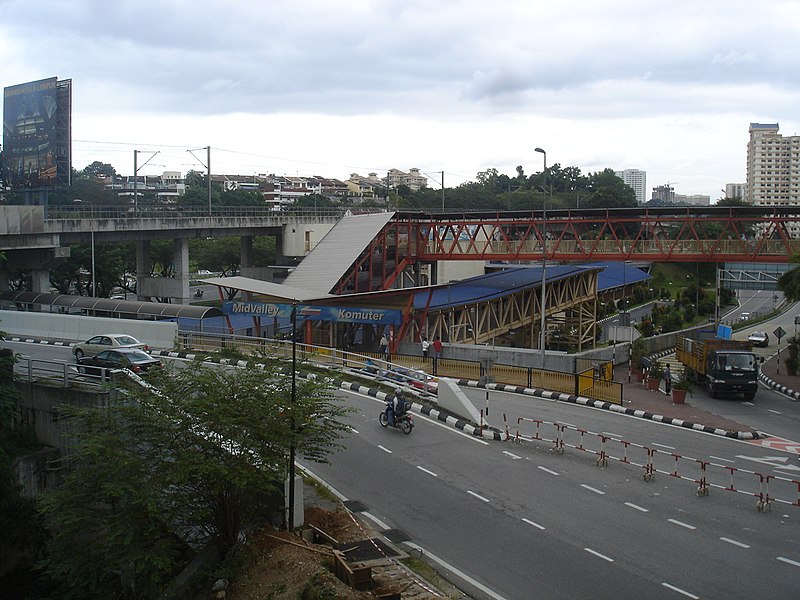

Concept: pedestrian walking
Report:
left=379, top=334, right=388, bottom=358
left=432, top=336, right=443, bottom=375
left=663, top=364, right=672, bottom=395
left=421, top=336, right=430, bottom=361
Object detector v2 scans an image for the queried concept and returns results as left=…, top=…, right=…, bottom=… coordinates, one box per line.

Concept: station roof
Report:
left=413, top=265, right=603, bottom=310
left=0, top=291, right=224, bottom=319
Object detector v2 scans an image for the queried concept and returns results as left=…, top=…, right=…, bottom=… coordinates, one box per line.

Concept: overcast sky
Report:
left=2, top=0, right=798, bottom=202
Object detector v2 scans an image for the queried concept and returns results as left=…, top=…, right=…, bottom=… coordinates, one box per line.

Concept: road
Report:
left=306, top=387, right=800, bottom=599
left=6, top=339, right=800, bottom=599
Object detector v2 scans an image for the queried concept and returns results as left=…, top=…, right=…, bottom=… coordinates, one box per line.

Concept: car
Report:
left=385, top=366, right=438, bottom=394
left=76, top=348, right=162, bottom=376
left=196, top=269, right=215, bottom=276
left=748, top=331, right=769, bottom=347
left=73, top=334, right=148, bottom=359
left=739, top=312, right=751, bottom=322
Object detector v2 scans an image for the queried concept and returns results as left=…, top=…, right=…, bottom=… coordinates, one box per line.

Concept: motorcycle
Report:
left=379, top=402, right=414, bottom=434
left=194, top=289, right=204, bottom=298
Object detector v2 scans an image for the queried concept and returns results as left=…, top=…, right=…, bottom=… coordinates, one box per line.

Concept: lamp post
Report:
left=288, top=301, right=297, bottom=530
left=535, top=147, right=547, bottom=366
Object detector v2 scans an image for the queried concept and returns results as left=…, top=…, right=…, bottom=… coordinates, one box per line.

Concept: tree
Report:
left=37, top=359, right=352, bottom=599
left=81, top=161, right=117, bottom=178
left=583, top=169, right=637, bottom=209
left=778, top=254, right=800, bottom=301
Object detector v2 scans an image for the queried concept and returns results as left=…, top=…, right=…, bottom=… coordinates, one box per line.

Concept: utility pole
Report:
left=187, top=146, right=212, bottom=216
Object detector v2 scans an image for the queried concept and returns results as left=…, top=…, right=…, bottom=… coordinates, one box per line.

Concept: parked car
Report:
left=73, top=334, right=148, bottom=358
left=197, top=269, right=215, bottom=276
left=385, top=366, right=438, bottom=394
left=747, top=331, right=769, bottom=347
left=76, top=348, right=162, bottom=375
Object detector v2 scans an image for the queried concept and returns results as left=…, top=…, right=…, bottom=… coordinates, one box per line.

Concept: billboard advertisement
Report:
left=2, top=77, right=71, bottom=189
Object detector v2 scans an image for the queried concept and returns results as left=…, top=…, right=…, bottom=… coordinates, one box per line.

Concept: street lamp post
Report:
left=288, top=301, right=297, bottom=530
left=535, top=147, right=547, bottom=366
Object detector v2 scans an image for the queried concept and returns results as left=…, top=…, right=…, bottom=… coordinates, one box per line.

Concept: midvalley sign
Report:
left=224, top=301, right=402, bottom=324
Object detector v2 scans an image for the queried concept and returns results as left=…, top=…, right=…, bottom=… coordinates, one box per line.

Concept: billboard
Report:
left=2, top=77, right=71, bottom=190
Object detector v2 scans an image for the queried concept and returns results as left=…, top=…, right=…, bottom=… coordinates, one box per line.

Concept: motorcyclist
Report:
left=386, top=389, right=407, bottom=426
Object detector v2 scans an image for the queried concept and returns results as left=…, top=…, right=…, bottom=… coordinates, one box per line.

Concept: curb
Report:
left=759, top=371, right=800, bottom=401
left=4, top=336, right=75, bottom=348
left=456, top=378, right=761, bottom=440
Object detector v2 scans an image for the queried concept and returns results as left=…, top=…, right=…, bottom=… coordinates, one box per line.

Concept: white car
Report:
left=747, top=331, right=769, bottom=347
left=73, top=334, right=148, bottom=359
left=196, top=269, right=214, bottom=276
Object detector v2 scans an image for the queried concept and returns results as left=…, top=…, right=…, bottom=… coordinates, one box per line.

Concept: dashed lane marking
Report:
left=417, top=466, right=438, bottom=477
left=522, top=518, right=545, bottom=530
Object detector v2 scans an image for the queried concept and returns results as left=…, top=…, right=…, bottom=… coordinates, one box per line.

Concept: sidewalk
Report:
left=758, top=349, right=800, bottom=399
left=617, top=365, right=759, bottom=436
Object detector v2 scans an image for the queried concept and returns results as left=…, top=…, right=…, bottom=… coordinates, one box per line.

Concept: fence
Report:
left=174, top=330, right=621, bottom=403
left=512, top=416, right=799, bottom=511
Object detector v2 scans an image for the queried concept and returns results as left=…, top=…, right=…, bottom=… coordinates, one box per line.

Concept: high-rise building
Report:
left=746, top=123, right=800, bottom=206
left=724, top=183, right=745, bottom=200
left=614, top=169, right=647, bottom=204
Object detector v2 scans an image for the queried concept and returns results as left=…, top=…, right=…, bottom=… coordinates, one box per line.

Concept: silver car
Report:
left=73, top=334, right=148, bottom=359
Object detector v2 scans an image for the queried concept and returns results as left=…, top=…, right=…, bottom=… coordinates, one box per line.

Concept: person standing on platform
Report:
left=421, top=336, right=430, bottom=362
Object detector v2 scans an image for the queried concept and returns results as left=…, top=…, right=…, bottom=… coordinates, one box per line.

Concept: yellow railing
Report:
left=177, top=331, right=622, bottom=404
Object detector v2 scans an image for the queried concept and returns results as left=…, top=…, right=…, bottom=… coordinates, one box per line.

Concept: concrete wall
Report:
left=282, top=222, right=335, bottom=257
left=0, top=309, right=177, bottom=349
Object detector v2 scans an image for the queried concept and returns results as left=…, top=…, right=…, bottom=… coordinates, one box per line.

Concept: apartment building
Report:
left=746, top=122, right=800, bottom=206
left=614, top=169, right=647, bottom=204
left=724, top=183, right=745, bottom=200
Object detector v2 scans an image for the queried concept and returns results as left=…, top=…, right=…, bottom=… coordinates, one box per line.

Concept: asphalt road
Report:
left=305, top=388, right=800, bottom=600
left=6, top=339, right=800, bottom=599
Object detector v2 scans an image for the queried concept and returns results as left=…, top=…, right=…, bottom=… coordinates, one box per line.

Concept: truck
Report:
left=675, top=332, right=760, bottom=401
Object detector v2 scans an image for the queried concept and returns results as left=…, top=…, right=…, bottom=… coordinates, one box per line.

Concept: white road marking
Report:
left=584, top=548, right=613, bottom=562
left=743, top=401, right=755, bottom=406
left=651, top=442, right=676, bottom=450
left=378, top=445, right=392, bottom=454
left=581, top=484, right=606, bottom=495
left=503, top=450, right=523, bottom=460
left=405, top=542, right=510, bottom=600
left=602, top=431, right=622, bottom=439
left=538, top=466, right=560, bottom=476
left=349, top=427, right=360, bottom=433
left=662, top=582, right=699, bottom=599
left=417, top=466, right=438, bottom=477
left=625, top=502, right=648, bottom=512
left=668, top=519, right=696, bottom=530
left=468, top=490, right=490, bottom=503
left=522, top=518, right=545, bottom=530
left=709, top=455, right=735, bottom=463
left=768, top=409, right=782, bottom=415
left=720, top=537, right=750, bottom=549
left=777, top=556, right=800, bottom=568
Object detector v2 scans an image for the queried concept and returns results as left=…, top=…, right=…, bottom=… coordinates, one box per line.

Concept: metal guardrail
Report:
left=13, top=357, right=114, bottom=389
left=512, top=416, right=799, bottom=511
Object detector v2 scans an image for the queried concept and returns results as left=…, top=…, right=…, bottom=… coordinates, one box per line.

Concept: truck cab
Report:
left=705, top=349, right=759, bottom=400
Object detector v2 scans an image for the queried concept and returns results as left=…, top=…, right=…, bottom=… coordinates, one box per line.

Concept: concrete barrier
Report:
left=0, top=309, right=177, bottom=349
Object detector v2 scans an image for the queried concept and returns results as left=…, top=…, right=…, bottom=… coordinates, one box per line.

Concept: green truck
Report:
left=675, top=332, right=760, bottom=401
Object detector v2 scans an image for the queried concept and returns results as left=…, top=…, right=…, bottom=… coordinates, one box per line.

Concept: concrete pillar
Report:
left=241, top=235, right=253, bottom=269
left=0, top=269, right=9, bottom=292
left=174, top=238, right=190, bottom=304
left=136, top=240, right=151, bottom=301
left=274, top=229, right=286, bottom=264
left=31, top=269, right=50, bottom=293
